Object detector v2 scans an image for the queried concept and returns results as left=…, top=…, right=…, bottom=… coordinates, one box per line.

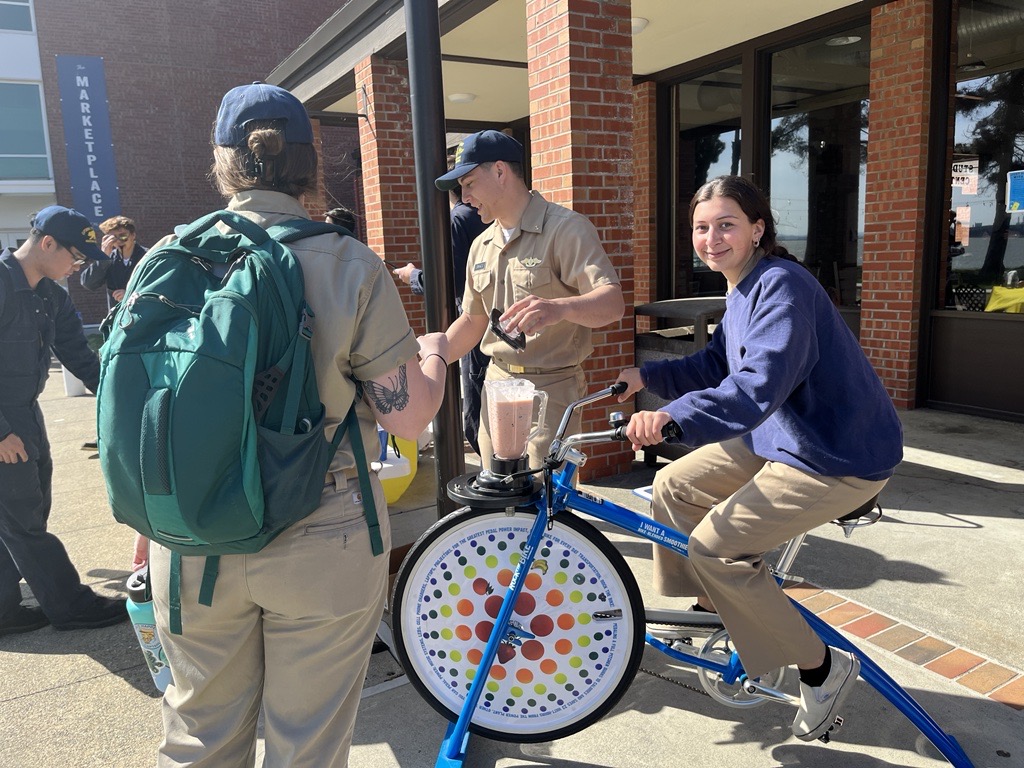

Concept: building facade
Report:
left=10, top=0, right=361, bottom=323
left=270, top=0, right=1024, bottom=478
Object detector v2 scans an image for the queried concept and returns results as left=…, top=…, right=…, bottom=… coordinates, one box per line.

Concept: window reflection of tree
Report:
left=955, top=70, right=1024, bottom=282
left=770, top=102, right=868, bottom=305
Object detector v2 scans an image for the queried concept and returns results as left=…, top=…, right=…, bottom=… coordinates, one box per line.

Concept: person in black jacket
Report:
left=79, top=215, right=148, bottom=304
left=0, top=206, right=128, bottom=635
left=392, top=182, right=490, bottom=453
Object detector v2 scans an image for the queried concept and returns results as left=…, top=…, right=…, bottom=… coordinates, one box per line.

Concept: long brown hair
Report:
left=689, top=175, right=794, bottom=260
left=210, top=121, right=317, bottom=199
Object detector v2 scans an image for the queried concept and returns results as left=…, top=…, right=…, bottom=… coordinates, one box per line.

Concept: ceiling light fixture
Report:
left=958, top=0, right=987, bottom=73
left=825, top=35, right=862, bottom=47
left=447, top=93, right=477, bottom=104
left=631, top=17, right=649, bottom=35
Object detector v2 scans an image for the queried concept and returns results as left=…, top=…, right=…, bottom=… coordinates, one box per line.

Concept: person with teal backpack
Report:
left=99, top=82, right=450, bottom=767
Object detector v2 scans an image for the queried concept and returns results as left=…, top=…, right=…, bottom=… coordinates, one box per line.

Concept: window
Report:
left=946, top=6, right=1024, bottom=313
left=0, top=82, right=49, bottom=180
left=673, top=64, right=743, bottom=297
left=769, top=24, right=870, bottom=308
left=0, top=0, right=32, bottom=32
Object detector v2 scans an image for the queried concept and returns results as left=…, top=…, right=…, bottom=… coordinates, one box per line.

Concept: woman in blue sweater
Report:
left=616, top=175, right=903, bottom=742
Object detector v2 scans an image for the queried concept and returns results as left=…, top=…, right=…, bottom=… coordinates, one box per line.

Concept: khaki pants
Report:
left=651, top=437, right=887, bottom=677
left=150, top=476, right=391, bottom=768
left=478, top=364, right=587, bottom=470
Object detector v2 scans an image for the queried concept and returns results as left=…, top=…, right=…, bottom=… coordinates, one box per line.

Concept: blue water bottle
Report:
left=126, top=566, right=171, bottom=692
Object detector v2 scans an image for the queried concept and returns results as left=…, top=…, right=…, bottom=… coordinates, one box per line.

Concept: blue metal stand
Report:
left=799, top=606, right=973, bottom=767
left=432, top=503, right=550, bottom=768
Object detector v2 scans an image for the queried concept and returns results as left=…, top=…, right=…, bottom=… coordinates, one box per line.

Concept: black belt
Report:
left=491, top=359, right=579, bottom=376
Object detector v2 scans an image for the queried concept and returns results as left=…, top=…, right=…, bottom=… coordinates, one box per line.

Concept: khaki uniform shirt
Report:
left=462, top=191, right=619, bottom=370
left=155, top=191, right=419, bottom=480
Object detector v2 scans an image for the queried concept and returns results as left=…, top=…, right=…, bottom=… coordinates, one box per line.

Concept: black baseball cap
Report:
left=435, top=130, right=524, bottom=191
left=214, top=82, right=313, bottom=147
left=32, top=206, right=106, bottom=260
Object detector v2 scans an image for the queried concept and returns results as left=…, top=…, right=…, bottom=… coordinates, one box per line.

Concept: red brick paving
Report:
left=925, top=649, right=986, bottom=679
left=787, top=584, right=1022, bottom=711
left=958, top=663, right=1018, bottom=695
left=990, top=676, right=1024, bottom=711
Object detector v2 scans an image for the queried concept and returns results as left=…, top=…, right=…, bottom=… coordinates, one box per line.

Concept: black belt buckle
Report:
left=490, top=308, right=526, bottom=352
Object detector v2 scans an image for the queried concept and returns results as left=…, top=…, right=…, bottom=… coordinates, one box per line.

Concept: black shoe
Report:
left=0, top=605, right=50, bottom=637
left=81, top=440, right=98, bottom=451
left=52, top=596, right=128, bottom=631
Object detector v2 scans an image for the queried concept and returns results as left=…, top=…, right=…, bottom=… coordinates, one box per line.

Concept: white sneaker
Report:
left=791, top=648, right=860, bottom=741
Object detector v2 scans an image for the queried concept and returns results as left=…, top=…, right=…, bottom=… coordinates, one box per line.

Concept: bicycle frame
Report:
left=434, top=387, right=973, bottom=768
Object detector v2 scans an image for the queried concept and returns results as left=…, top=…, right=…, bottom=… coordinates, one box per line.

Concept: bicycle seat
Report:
left=834, top=494, right=881, bottom=524
left=831, top=494, right=882, bottom=538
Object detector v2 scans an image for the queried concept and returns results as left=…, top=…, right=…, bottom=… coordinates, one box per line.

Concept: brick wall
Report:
left=862, top=0, right=936, bottom=407
left=526, top=0, right=635, bottom=479
left=633, top=81, right=658, bottom=334
left=33, top=0, right=348, bottom=323
left=354, top=55, right=427, bottom=336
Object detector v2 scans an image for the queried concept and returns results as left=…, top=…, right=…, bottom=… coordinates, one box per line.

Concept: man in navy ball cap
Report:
left=0, top=207, right=128, bottom=636
left=435, top=130, right=524, bottom=191
left=31, top=205, right=106, bottom=263
left=434, top=129, right=625, bottom=468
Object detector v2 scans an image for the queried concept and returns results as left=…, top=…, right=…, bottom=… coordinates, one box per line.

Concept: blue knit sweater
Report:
left=641, top=257, right=903, bottom=480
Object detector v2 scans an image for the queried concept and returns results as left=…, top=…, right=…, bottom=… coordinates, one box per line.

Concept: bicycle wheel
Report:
left=392, top=506, right=645, bottom=743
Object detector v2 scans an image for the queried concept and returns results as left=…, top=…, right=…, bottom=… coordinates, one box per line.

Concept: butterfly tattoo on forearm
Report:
left=365, top=364, right=410, bottom=413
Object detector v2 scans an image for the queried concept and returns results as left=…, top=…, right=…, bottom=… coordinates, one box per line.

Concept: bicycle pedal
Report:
left=817, top=715, right=844, bottom=744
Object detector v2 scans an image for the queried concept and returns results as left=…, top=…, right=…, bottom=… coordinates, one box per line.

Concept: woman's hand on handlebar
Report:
left=626, top=410, right=674, bottom=451
left=614, top=368, right=645, bottom=402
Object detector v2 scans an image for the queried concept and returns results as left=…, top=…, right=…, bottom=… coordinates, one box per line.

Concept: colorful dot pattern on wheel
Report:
left=407, top=517, right=632, bottom=731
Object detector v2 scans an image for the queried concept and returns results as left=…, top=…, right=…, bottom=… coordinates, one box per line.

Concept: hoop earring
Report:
left=753, top=238, right=760, bottom=247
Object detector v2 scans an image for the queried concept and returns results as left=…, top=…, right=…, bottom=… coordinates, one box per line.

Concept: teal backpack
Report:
left=97, top=211, right=381, bottom=633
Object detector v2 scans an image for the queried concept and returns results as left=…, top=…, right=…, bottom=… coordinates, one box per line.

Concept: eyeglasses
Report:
left=55, top=239, right=88, bottom=267
left=111, top=233, right=131, bottom=242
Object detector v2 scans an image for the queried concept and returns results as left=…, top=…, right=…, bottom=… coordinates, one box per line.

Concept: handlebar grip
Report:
left=609, top=381, right=628, bottom=396
left=612, top=420, right=681, bottom=442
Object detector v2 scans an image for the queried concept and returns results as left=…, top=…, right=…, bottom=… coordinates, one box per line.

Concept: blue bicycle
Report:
left=391, top=383, right=974, bottom=768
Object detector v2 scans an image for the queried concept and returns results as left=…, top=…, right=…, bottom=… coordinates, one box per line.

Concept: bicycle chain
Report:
left=641, top=622, right=724, bottom=698
left=639, top=664, right=711, bottom=697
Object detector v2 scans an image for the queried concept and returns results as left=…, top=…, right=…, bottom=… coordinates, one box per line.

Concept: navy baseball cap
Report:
left=214, top=82, right=313, bottom=147
left=435, top=130, right=524, bottom=191
left=32, top=206, right=106, bottom=261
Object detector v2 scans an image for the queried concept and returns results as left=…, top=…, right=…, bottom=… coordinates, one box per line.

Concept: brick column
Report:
left=633, top=81, right=658, bottom=334
left=354, top=55, right=426, bottom=334
left=862, top=0, right=937, bottom=408
left=526, top=0, right=635, bottom=479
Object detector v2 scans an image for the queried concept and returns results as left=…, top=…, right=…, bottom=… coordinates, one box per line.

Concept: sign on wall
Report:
left=1008, top=170, right=1024, bottom=213
left=952, top=158, right=978, bottom=195
left=55, top=55, right=121, bottom=222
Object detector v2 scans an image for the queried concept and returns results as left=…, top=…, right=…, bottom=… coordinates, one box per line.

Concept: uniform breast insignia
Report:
left=520, top=256, right=542, bottom=268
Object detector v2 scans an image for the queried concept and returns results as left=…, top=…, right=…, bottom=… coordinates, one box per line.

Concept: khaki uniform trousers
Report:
left=150, top=475, right=391, bottom=768
left=478, top=363, right=587, bottom=471
left=651, top=437, right=887, bottom=677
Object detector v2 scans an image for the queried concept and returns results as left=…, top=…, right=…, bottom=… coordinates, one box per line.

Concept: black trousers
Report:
left=0, top=406, right=94, bottom=622
left=460, top=346, right=489, bottom=456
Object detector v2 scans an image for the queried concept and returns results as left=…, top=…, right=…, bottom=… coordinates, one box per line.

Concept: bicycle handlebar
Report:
left=611, top=420, right=681, bottom=443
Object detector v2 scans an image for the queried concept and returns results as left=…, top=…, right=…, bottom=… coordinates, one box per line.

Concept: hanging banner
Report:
left=55, top=55, right=121, bottom=222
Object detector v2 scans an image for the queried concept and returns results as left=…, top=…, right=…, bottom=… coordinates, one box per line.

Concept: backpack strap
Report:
left=261, top=220, right=352, bottom=435
left=267, top=220, right=353, bottom=243
left=330, top=402, right=384, bottom=557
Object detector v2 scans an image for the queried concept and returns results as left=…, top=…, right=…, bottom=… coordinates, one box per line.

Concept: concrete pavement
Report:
left=0, top=369, right=1021, bottom=767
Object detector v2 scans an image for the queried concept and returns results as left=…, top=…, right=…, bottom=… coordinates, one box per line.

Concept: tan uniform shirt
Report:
left=462, top=191, right=619, bottom=371
left=155, top=191, right=419, bottom=480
